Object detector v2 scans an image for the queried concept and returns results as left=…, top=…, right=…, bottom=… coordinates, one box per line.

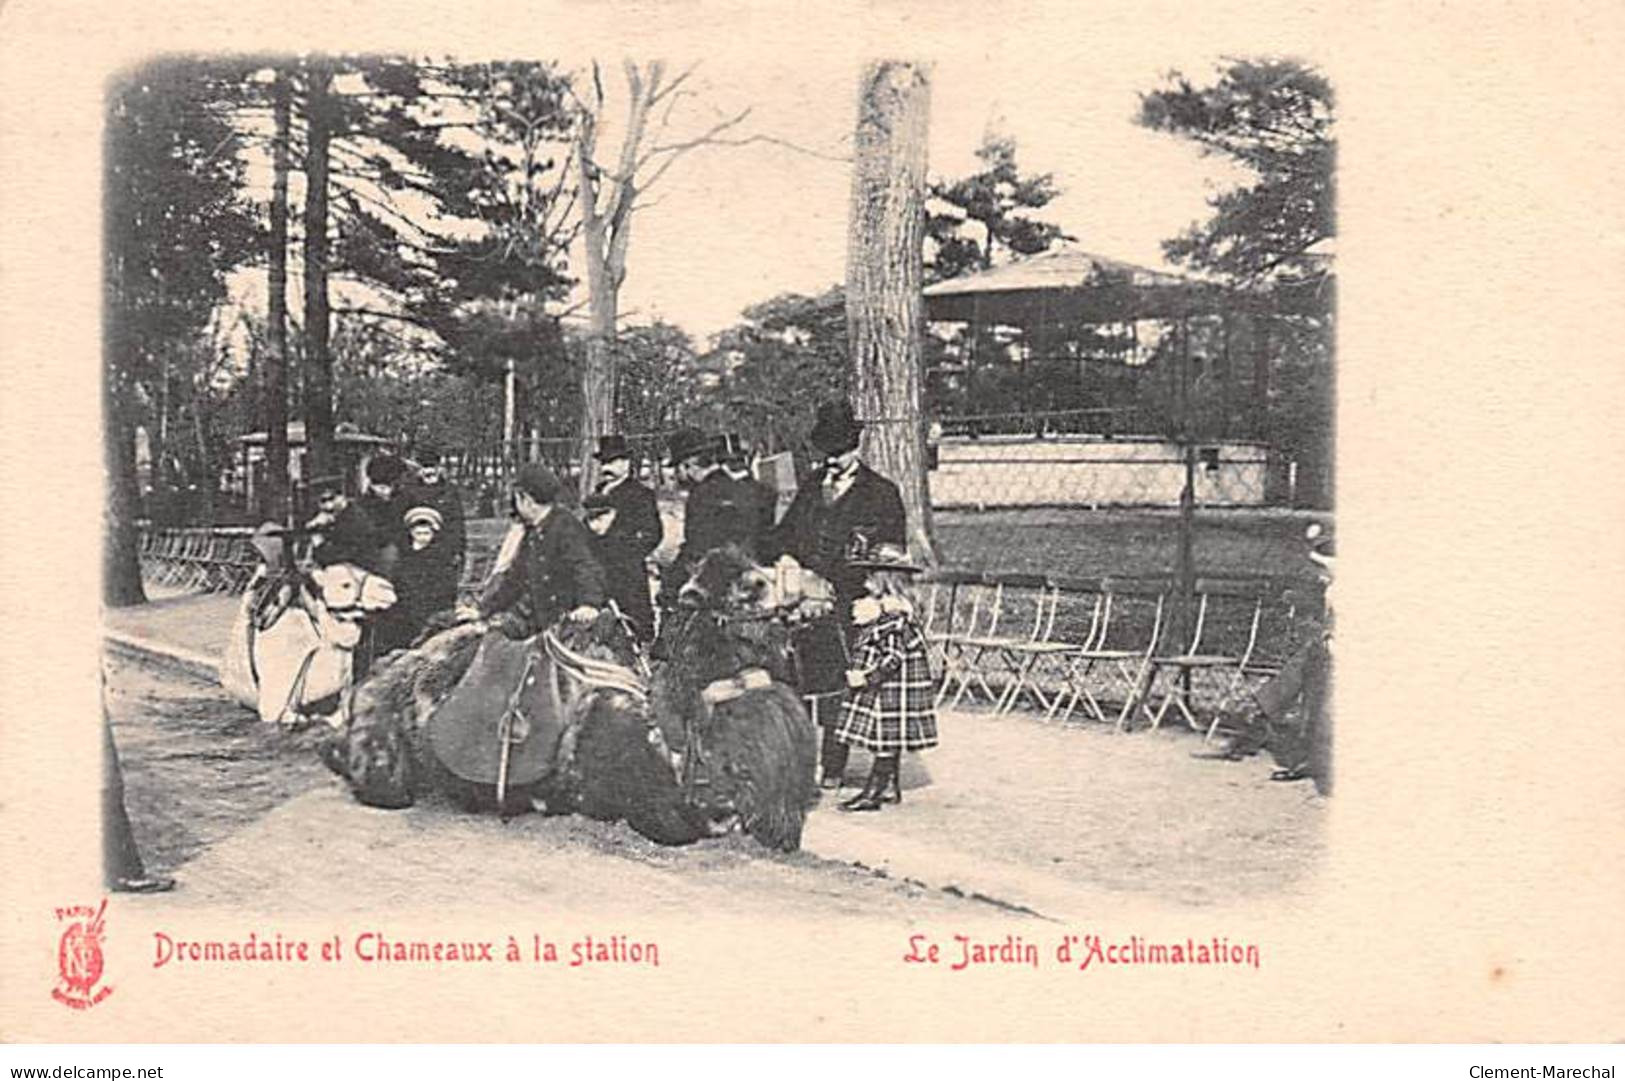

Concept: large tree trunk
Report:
left=264, top=66, right=292, bottom=522
left=846, top=61, right=937, bottom=564
left=573, top=63, right=654, bottom=498
left=103, top=367, right=148, bottom=607
left=301, top=59, right=336, bottom=484
left=103, top=154, right=147, bottom=605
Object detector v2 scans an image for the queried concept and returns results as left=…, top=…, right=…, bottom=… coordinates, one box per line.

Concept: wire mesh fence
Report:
left=141, top=394, right=1329, bottom=729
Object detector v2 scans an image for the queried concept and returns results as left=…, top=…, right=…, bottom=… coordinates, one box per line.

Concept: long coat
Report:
left=764, top=461, right=907, bottom=609
left=667, top=469, right=765, bottom=604
left=477, top=509, right=607, bottom=639
left=374, top=538, right=460, bottom=655
left=763, top=461, right=907, bottom=697
left=356, top=491, right=410, bottom=576
left=723, top=465, right=779, bottom=542
left=589, top=476, right=663, bottom=639
left=834, top=609, right=939, bottom=754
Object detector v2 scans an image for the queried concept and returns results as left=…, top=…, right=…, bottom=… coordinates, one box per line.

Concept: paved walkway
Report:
left=103, top=591, right=1325, bottom=918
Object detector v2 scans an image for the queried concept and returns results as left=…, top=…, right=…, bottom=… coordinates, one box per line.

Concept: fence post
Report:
left=1176, top=316, right=1197, bottom=682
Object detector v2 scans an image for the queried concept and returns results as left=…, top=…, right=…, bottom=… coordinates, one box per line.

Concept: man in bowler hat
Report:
left=357, top=453, right=411, bottom=575
left=765, top=399, right=907, bottom=612
left=716, top=432, right=778, bottom=542
left=582, top=433, right=663, bottom=642
left=306, top=473, right=384, bottom=573
left=660, top=426, right=762, bottom=611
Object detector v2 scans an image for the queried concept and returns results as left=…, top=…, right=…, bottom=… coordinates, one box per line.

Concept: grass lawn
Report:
left=933, top=507, right=1327, bottom=581
left=469, top=506, right=1327, bottom=582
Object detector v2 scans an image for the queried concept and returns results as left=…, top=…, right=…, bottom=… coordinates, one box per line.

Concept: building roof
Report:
left=925, top=248, right=1193, bottom=297
left=923, top=246, right=1246, bottom=324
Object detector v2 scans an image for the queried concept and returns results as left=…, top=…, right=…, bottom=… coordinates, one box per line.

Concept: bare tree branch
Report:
left=689, top=131, right=851, bottom=163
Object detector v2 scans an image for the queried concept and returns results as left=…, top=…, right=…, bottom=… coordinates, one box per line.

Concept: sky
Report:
left=604, top=44, right=1254, bottom=341
left=222, top=40, right=1267, bottom=352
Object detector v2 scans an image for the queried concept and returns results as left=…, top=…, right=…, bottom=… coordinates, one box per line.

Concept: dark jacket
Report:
left=590, top=476, right=662, bottom=638
left=403, top=477, right=467, bottom=582
left=671, top=469, right=765, bottom=587
left=311, top=501, right=384, bottom=573
left=374, top=537, right=460, bottom=654
left=478, top=509, right=607, bottom=639
left=724, top=464, right=779, bottom=540
left=357, top=491, right=411, bottom=575
left=764, top=461, right=907, bottom=605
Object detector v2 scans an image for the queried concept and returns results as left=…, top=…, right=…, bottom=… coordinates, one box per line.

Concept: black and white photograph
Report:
left=93, top=45, right=1336, bottom=916
left=1, top=0, right=1621, bottom=1056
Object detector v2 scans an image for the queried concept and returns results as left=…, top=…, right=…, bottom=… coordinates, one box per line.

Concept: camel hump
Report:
left=426, top=632, right=565, bottom=787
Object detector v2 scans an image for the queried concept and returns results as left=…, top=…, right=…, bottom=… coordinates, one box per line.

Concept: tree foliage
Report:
left=611, top=320, right=700, bottom=439
left=104, top=58, right=262, bottom=597
left=707, top=290, right=849, bottom=458
left=315, top=58, right=578, bottom=376
left=927, top=132, right=1065, bottom=282
left=1139, top=58, right=1336, bottom=505
left=1137, top=58, right=1334, bottom=310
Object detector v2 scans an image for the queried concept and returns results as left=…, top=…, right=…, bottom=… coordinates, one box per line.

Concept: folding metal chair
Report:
left=1143, top=580, right=1265, bottom=732
left=1205, top=578, right=1323, bottom=742
left=933, top=573, right=1003, bottom=708
left=941, top=573, right=1049, bottom=709
left=994, top=581, right=1102, bottom=716
left=920, top=568, right=978, bottom=671
left=1048, top=578, right=1168, bottom=729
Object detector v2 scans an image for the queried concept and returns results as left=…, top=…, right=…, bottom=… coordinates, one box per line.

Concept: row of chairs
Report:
left=914, top=570, right=1321, bottom=739
left=139, top=528, right=261, bottom=594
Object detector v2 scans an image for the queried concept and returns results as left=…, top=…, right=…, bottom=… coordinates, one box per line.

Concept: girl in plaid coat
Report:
left=835, top=542, right=938, bottom=812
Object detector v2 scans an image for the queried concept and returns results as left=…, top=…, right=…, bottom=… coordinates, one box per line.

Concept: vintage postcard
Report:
left=1, top=0, right=1621, bottom=1047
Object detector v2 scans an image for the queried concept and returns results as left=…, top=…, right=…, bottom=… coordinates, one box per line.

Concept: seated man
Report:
left=472, top=463, right=605, bottom=638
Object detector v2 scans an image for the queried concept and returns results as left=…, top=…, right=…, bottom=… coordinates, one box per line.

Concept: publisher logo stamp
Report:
left=53, top=899, right=114, bottom=1010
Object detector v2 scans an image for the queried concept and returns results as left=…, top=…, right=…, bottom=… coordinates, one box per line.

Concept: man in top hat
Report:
left=716, top=431, right=778, bottom=544
left=306, top=472, right=384, bottom=572
left=764, top=399, right=907, bottom=615
left=403, top=443, right=467, bottom=589
left=660, top=425, right=762, bottom=612
left=583, top=434, right=663, bottom=642
left=357, top=454, right=410, bottom=575
left=475, top=462, right=605, bottom=639
left=762, top=400, right=908, bottom=759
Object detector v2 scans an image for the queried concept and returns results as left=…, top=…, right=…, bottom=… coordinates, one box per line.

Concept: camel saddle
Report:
left=427, top=632, right=565, bottom=788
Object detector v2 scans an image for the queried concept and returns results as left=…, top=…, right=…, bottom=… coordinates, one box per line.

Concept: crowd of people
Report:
left=296, top=399, right=942, bottom=813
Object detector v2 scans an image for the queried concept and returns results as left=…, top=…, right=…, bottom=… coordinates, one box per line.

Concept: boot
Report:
left=819, top=729, right=849, bottom=790
left=840, top=755, right=897, bottom=813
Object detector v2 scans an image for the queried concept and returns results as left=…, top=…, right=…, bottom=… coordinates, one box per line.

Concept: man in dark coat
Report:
left=476, top=463, right=605, bottom=639
left=403, top=444, right=467, bottom=591
left=583, top=434, right=663, bottom=642
left=761, top=400, right=908, bottom=776
left=716, top=432, right=778, bottom=543
left=764, top=400, right=907, bottom=616
left=660, top=426, right=762, bottom=611
left=306, top=474, right=384, bottom=572
left=356, top=454, right=410, bottom=576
